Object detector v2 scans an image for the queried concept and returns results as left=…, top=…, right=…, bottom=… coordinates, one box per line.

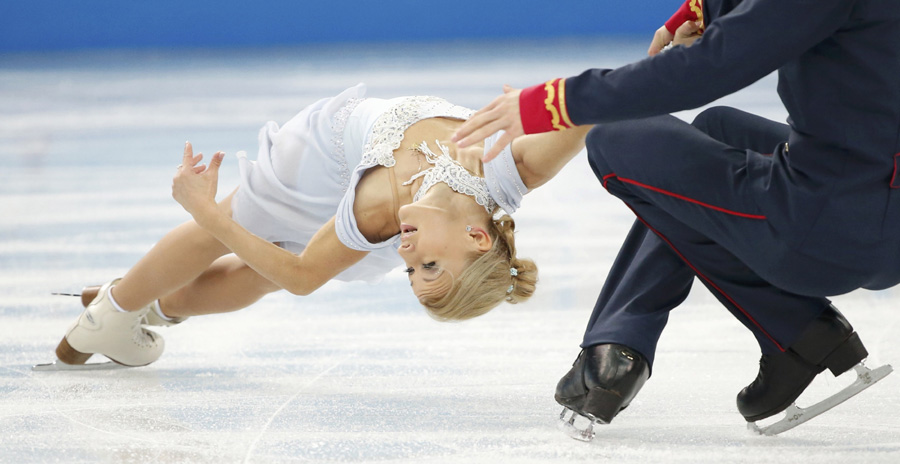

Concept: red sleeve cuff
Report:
left=519, top=78, right=575, bottom=134
left=664, top=0, right=702, bottom=34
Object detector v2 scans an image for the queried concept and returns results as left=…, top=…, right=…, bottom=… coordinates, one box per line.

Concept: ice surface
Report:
left=1, top=39, right=897, bottom=463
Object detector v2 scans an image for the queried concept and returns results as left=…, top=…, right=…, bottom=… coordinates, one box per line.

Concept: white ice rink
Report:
left=1, top=39, right=898, bottom=463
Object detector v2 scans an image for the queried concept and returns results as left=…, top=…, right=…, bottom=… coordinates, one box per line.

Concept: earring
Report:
left=466, top=225, right=473, bottom=232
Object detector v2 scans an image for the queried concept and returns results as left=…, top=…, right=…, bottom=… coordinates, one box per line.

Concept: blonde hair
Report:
left=421, top=214, right=538, bottom=321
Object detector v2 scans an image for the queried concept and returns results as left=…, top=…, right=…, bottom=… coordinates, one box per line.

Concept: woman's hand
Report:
left=452, top=84, right=523, bottom=163
left=172, top=141, right=225, bottom=223
left=648, top=25, right=675, bottom=56
left=672, top=20, right=703, bottom=48
left=649, top=20, right=703, bottom=56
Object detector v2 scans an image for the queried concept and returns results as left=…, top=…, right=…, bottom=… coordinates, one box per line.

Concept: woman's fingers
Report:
left=172, top=148, right=225, bottom=219
left=183, top=141, right=194, bottom=165
left=185, top=152, right=224, bottom=176
left=648, top=26, right=674, bottom=56
left=181, top=143, right=225, bottom=176
left=673, top=20, right=703, bottom=47
left=675, top=20, right=702, bottom=38
left=182, top=141, right=204, bottom=168
left=206, top=152, right=224, bottom=177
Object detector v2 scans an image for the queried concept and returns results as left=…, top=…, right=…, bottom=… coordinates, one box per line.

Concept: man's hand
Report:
left=452, top=84, right=523, bottom=163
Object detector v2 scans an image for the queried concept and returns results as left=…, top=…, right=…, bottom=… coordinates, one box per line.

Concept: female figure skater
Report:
left=56, top=84, right=591, bottom=368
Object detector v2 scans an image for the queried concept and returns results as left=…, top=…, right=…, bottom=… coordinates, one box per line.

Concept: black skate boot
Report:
left=737, top=305, right=868, bottom=422
left=555, top=343, right=650, bottom=434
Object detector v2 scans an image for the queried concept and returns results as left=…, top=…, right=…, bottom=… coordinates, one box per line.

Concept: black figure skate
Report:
left=555, top=344, right=650, bottom=441
left=739, top=305, right=892, bottom=435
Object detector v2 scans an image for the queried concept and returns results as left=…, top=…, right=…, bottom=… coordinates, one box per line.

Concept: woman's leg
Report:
left=59, top=189, right=281, bottom=365
left=159, top=255, right=282, bottom=317
left=110, top=190, right=237, bottom=311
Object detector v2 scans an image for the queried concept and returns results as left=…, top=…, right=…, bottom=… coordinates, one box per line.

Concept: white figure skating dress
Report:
left=232, top=84, right=527, bottom=283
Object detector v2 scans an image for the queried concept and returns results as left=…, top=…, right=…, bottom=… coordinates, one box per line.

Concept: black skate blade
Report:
left=32, top=360, right=129, bottom=372
left=747, top=361, right=893, bottom=436
left=558, top=407, right=603, bottom=442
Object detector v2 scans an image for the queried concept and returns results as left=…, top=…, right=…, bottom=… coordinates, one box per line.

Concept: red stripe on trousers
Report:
left=605, top=173, right=767, bottom=220
left=627, top=207, right=785, bottom=352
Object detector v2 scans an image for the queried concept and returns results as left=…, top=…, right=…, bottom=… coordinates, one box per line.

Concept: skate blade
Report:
left=32, top=360, right=130, bottom=372
left=557, top=407, right=604, bottom=442
left=748, top=361, right=893, bottom=436
left=51, top=288, right=97, bottom=307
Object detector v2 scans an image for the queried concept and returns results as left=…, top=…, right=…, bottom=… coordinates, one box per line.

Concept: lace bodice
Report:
left=360, top=96, right=474, bottom=168
left=358, top=96, right=494, bottom=213
left=403, top=140, right=496, bottom=214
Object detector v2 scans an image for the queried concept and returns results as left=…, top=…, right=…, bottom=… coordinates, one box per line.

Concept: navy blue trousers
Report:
left=582, top=107, right=832, bottom=369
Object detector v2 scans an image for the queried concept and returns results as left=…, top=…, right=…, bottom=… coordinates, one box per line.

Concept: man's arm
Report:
left=455, top=0, right=853, bottom=158
left=563, top=0, right=852, bottom=126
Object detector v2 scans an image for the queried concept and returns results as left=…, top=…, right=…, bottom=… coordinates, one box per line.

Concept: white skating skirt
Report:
left=231, top=84, right=404, bottom=283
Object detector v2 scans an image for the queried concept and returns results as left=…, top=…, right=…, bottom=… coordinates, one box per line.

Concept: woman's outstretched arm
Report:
left=172, top=142, right=368, bottom=295
left=509, top=123, right=593, bottom=190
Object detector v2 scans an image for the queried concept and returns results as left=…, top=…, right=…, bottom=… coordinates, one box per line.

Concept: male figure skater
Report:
left=454, top=0, right=898, bottom=434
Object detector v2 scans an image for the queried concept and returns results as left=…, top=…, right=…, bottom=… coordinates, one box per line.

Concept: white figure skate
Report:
left=37, top=280, right=164, bottom=371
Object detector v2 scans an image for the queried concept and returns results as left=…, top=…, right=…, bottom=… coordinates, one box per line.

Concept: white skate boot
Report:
left=142, top=301, right=188, bottom=327
left=78, top=282, right=188, bottom=327
left=55, top=280, right=165, bottom=367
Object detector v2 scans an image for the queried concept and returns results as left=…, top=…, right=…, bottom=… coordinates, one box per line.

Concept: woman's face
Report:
left=396, top=202, right=488, bottom=302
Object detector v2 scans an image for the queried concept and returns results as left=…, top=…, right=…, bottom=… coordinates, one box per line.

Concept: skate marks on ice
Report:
left=748, top=362, right=893, bottom=436
left=240, top=354, right=352, bottom=464
left=3, top=303, right=900, bottom=463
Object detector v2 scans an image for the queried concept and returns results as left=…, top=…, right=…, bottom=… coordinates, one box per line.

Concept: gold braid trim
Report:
left=557, top=79, right=574, bottom=129
left=543, top=79, right=570, bottom=131
left=690, top=0, right=704, bottom=28
left=543, top=80, right=562, bottom=131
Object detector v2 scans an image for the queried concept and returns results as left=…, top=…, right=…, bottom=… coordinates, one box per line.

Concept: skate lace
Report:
left=133, top=313, right=156, bottom=345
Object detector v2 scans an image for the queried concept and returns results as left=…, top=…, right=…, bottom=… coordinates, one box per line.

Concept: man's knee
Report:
left=691, top=106, right=753, bottom=140
left=691, top=106, right=730, bottom=133
left=585, top=121, right=640, bottom=179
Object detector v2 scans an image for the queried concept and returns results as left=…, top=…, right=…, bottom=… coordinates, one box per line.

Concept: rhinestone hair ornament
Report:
left=506, top=267, right=518, bottom=294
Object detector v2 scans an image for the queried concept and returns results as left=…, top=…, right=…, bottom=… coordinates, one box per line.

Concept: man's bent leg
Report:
left=586, top=115, right=868, bottom=420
